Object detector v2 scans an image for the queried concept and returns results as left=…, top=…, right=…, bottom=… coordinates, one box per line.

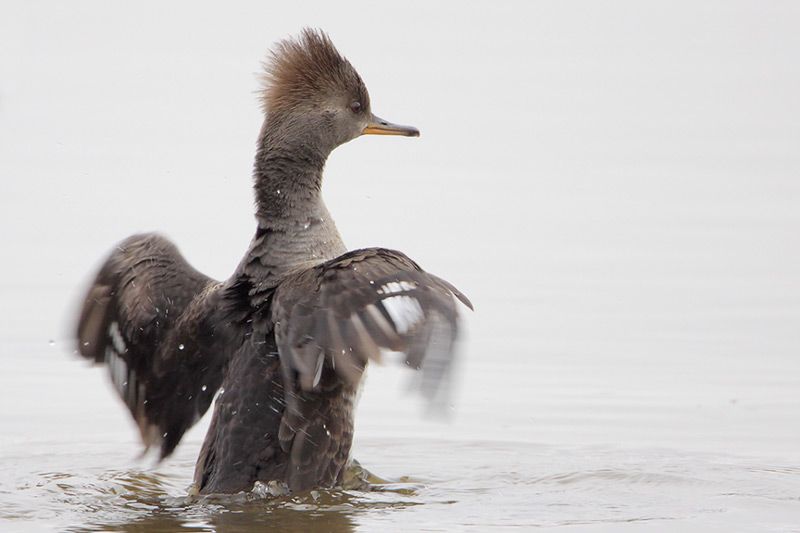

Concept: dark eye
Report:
left=349, top=101, right=362, bottom=114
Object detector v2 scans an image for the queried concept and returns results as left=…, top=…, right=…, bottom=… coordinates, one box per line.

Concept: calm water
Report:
left=2, top=1, right=800, bottom=531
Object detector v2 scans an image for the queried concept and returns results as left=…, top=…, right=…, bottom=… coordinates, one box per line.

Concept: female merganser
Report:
left=76, top=28, right=471, bottom=494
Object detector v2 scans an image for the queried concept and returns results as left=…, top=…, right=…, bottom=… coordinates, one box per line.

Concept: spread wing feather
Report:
left=76, top=233, right=224, bottom=458
left=272, top=247, right=472, bottom=398
left=270, top=248, right=471, bottom=489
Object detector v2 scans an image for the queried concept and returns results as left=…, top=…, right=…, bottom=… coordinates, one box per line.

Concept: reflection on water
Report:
left=13, top=463, right=421, bottom=533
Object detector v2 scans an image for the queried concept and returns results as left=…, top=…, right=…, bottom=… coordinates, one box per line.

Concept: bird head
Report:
left=260, top=28, right=419, bottom=153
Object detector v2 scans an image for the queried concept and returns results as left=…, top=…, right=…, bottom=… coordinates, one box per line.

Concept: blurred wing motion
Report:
left=272, top=247, right=473, bottom=400
left=76, top=233, right=224, bottom=458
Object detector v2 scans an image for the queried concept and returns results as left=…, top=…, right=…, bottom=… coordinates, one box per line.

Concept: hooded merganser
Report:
left=76, top=28, right=471, bottom=494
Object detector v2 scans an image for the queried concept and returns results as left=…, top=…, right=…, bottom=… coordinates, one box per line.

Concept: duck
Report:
left=75, top=28, right=472, bottom=495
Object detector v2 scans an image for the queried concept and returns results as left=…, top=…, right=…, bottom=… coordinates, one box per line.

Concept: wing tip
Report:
left=427, top=273, right=473, bottom=311
left=456, top=292, right=474, bottom=312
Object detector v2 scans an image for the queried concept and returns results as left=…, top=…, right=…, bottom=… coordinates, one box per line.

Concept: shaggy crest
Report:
left=261, top=29, right=368, bottom=113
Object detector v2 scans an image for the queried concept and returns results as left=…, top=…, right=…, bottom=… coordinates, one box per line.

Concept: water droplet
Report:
left=276, top=189, right=281, bottom=195
left=48, top=340, right=55, bottom=346
left=201, top=385, right=208, bottom=392
left=83, top=341, right=90, bottom=346
left=162, top=432, right=168, bottom=438
left=178, top=343, right=185, bottom=350
left=303, top=221, right=310, bottom=230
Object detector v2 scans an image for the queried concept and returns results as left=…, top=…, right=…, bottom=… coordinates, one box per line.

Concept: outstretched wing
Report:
left=271, top=247, right=471, bottom=490
left=272, top=246, right=471, bottom=398
left=76, top=233, right=224, bottom=458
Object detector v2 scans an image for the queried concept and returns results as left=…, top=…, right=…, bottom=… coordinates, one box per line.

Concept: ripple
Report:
left=530, top=468, right=703, bottom=487
left=3, top=441, right=800, bottom=531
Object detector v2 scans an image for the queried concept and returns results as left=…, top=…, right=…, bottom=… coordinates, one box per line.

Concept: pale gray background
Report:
left=1, top=1, right=799, bottom=531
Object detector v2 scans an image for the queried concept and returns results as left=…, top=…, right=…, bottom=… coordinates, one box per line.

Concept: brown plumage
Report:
left=261, top=29, right=369, bottom=114
left=75, top=28, right=470, bottom=494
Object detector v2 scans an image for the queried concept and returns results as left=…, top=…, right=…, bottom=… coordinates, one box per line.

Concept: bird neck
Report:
left=239, top=119, right=346, bottom=292
left=253, top=120, right=330, bottom=223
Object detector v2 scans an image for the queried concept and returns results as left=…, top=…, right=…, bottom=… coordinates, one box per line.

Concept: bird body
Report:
left=76, top=29, right=471, bottom=494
